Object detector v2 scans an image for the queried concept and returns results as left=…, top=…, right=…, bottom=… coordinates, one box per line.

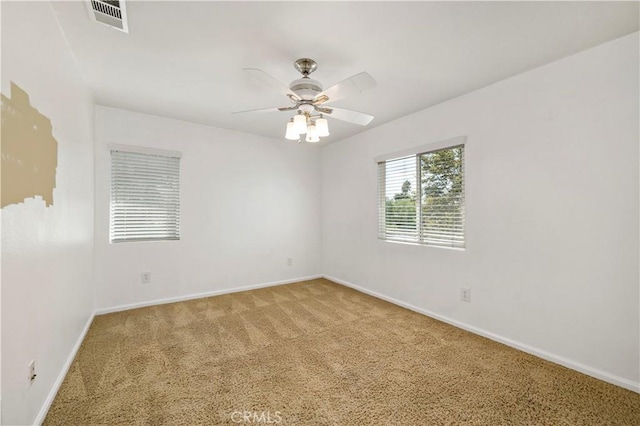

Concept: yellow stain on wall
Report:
left=1, top=82, right=58, bottom=208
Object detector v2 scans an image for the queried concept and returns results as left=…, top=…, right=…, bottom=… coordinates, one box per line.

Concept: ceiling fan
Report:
left=233, top=58, right=377, bottom=142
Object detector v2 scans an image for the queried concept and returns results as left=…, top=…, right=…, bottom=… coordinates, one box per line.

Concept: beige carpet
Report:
left=45, top=278, right=639, bottom=425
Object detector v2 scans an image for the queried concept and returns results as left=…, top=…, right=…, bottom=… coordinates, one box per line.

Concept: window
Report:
left=378, top=143, right=465, bottom=248
left=110, top=148, right=181, bottom=243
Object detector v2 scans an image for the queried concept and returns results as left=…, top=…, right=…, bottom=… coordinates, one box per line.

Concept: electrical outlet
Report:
left=28, top=360, right=36, bottom=387
left=141, top=272, right=151, bottom=284
left=460, top=288, right=471, bottom=303
left=286, top=258, right=292, bottom=266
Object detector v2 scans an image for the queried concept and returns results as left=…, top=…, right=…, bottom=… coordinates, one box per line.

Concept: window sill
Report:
left=378, top=238, right=465, bottom=251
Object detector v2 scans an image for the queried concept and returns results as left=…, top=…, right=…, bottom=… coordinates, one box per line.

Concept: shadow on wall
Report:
left=1, top=82, right=58, bottom=208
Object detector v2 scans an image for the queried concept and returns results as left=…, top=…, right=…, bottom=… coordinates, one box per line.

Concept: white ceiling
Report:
left=50, top=1, right=639, bottom=144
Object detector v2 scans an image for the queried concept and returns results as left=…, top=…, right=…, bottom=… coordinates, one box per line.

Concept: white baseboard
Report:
left=34, top=311, right=95, bottom=426
left=95, top=275, right=323, bottom=315
left=324, top=274, right=640, bottom=394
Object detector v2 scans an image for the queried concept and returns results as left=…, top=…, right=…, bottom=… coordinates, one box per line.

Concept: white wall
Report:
left=321, top=33, right=639, bottom=390
left=94, top=107, right=322, bottom=311
left=1, top=2, right=95, bottom=425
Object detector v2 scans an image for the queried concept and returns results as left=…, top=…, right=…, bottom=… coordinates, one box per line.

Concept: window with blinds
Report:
left=110, top=149, right=181, bottom=243
left=378, top=144, right=465, bottom=248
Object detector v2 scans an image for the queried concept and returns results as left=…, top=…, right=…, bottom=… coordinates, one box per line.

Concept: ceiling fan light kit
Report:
left=235, top=58, right=377, bottom=143
left=287, top=110, right=326, bottom=143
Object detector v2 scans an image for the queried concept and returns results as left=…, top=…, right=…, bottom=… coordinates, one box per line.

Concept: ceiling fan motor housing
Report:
left=289, top=78, right=323, bottom=100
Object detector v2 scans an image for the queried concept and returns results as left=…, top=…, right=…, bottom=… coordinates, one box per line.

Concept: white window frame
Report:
left=109, top=144, right=182, bottom=243
left=376, top=136, right=466, bottom=249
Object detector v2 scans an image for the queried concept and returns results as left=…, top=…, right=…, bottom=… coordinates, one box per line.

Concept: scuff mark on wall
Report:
left=1, top=82, right=58, bottom=208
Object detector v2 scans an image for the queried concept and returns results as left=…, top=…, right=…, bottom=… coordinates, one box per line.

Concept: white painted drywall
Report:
left=1, top=2, right=95, bottom=425
left=321, top=33, right=640, bottom=388
left=93, top=107, right=322, bottom=310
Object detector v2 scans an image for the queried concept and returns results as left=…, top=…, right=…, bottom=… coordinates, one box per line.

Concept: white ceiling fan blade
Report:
left=321, top=72, right=377, bottom=103
left=243, top=68, right=298, bottom=99
left=231, top=106, right=281, bottom=114
left=325, top=107, right=374, bottom=126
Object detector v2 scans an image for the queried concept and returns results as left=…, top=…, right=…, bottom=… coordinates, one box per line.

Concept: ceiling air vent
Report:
left=87, top=0, right=128, bottom=33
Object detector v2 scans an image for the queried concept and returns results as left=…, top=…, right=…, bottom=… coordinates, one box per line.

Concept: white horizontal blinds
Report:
left=378, top=155, right=418, bottom=242
left=110, top=150, right=180, bottom=243
left=420, top=145, right=465, bottom=248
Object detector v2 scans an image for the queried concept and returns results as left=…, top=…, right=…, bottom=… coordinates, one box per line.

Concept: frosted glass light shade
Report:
left=285, top=121, right=299, bottom=140
left=305, top=133, right=320, bottom=143
left=305, top=124, right=320, bottom=143
left=293, top=113, right=307, bottom=134
left=315, top=117, right=329, bottom=137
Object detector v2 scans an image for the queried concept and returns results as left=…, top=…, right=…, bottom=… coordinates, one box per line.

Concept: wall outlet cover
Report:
left=460, top=288, right=471, bottom=303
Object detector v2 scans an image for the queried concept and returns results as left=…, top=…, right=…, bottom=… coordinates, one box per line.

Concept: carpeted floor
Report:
left=45, top=278, right=639, bottom=425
